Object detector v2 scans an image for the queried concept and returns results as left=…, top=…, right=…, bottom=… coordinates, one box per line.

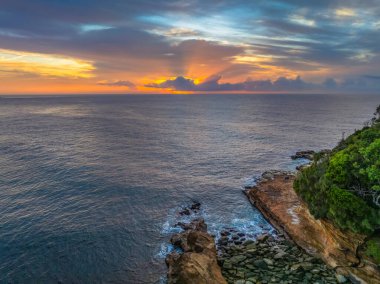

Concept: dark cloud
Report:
left=146, top=75, right=315, bottom=92
left=146, top=74, right=380, bottom=93
left=0, top=26, right=244, bottom=77
left=323, top=78, right=338, bottom=89
left=0, top=0, right=380, bottom=93
left=341, top=77, right=380, bottom=91
left=97, top=80, right=136, bottom=88
left=364, top=75, right=380, bottom=80
left=146, top=76, right=195, bottom=90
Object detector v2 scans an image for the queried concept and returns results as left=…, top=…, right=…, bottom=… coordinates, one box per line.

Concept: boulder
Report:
left=167, top=252, right=226, bottom=284
left=175, top=218, right=207, bottom=232
left=291, top=150, right=315, bottom=160
left=190, top=202, right=201, bottom=211
left=167, top=218, right=227, bottom=284
left=253, top=259, right=268, bottom=269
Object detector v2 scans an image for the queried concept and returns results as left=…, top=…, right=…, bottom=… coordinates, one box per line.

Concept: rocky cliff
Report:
left=245, top=172, right=380, bottom=284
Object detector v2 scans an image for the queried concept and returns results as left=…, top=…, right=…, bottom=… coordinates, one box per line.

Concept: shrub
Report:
left=294, top=105, right=380, bottom=234
left=365, top=238, right=380, bottom=265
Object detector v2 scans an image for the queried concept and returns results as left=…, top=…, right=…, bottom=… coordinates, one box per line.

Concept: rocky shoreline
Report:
left=165, top=169, right=379, bottom=283
left=244, top=171, right=380, bottom=284
left=165, top=216, right=347, bottom=284
left=217, top=231, right=342, bottom=283
left=165, top=199, right=349, bottom=284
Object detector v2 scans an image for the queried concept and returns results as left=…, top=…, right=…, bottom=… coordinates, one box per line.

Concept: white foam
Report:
left=243, top=176, right=259, bottom=188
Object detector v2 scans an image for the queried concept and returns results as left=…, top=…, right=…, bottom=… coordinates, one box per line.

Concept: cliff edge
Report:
left=245, top=172, right=380, bottom=283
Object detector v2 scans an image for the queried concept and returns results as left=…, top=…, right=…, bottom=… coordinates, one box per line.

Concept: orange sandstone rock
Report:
left=166, top=218, right=227, bottom=284
left=245, top=174, right=380, bottom=284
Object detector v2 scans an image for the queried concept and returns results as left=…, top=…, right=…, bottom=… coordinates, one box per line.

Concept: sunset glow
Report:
left=0, top=1, right=379, bottom=94
left=0, top=49, right=94, bottom=78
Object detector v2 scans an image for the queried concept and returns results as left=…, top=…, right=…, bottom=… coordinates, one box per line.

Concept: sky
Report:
left=0, top=0, right=380, bottom=94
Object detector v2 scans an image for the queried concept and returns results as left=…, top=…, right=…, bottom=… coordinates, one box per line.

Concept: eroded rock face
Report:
left=166, top=218, right=227, bottom=284
left=245, top=173, right=380, bottom=284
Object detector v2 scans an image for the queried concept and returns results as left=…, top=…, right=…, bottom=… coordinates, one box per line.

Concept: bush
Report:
left=294, top=105, right=380, bottom=234
left=326, top=186, right=378, bottom=233
left=365, top=238, right=380, bottom=265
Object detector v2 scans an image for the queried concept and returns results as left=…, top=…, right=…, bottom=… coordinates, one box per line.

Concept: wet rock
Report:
left=263, top=258, right=273, bottom=266
left=179, top=208, right=191, bottom=215
left=243, top=240, right=254, bottom=246
left=167, top=218, right=226, bottom=284
left=273, top=251, right=287, bottom=260
left=262, top=172, right=274, bottom=180
left=336, top=274, right=348, bottom=283
left=291, top=150, right=315, bottom=160
left=218, top=237, right=229, bottom=246
left=299, top=262, right=313, bottom=271
left=257, top=234, right=269, bottom=242
left=253, top=259, right=268, bottom=269
left=290, top=264, right=302, bottom=271
left=221, top=230, right=231, bottom=237
left=175, top=218, right=207, bottom=232
left=179, top=202, right=202, bottom=216
left=246, top=243, right=256, bottom=250
left=296, top=163, right=311, bottom=171
left=171, top=233, right=189, bottom=251
left=190, top=202, right=201, bottom=211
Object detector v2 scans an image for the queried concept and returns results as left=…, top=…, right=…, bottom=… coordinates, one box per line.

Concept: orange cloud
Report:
left=0, top=49, right=94, bottom=78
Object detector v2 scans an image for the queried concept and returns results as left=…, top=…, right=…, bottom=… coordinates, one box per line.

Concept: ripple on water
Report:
left=0, top=94, right=377, bottom=283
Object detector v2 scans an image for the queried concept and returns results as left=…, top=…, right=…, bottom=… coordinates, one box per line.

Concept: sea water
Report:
left=0, top=93, right=378, bottom=283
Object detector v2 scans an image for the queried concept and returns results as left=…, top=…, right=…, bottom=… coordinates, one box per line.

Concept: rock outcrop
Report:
left=291, top=149, right=331, bottom=160
left=166, top=218, right=227, bottom=284
left=291, top=150, right=316, bottom=160
left=244, top=173, right=380, bottom=284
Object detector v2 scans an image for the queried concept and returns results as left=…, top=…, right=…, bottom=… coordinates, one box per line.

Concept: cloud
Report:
left=0, top=48, right=94, bottom=78
left=146, top=74, right=380, bottom=93
left=145, top=76, right=195, bottom=90
left=364, top=75, right=380, bottom=80
left=340, top=76, right=380, bottom=91
left=335, top=8, right=356, bottom=17
left=97, top=80, right=136, bottom=88
left=164, top=28, right=200, bottom=37
left=323, top=78, right=338, bottom=89
left=146, top=75, right=313, bottom=92
left=0, top=0, right=380, bottom=93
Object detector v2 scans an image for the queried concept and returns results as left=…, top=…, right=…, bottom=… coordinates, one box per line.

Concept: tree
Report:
left=294, top=105, right=380, bottom=234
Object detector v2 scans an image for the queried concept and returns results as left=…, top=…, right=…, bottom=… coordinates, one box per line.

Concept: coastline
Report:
left=244, top=171, right=380, bottom=283
left=165, top=206, right=341, bottom=284
left=166, top=169, right=380, bottom=284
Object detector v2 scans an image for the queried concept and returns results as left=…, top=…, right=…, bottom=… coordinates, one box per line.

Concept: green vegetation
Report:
left=294, top=105, right=380, bottom=235
left=365, top=237, right=380, bottom=264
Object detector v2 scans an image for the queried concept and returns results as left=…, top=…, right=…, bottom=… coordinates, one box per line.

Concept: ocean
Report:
left=0, top=93, right=378, bottom=283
